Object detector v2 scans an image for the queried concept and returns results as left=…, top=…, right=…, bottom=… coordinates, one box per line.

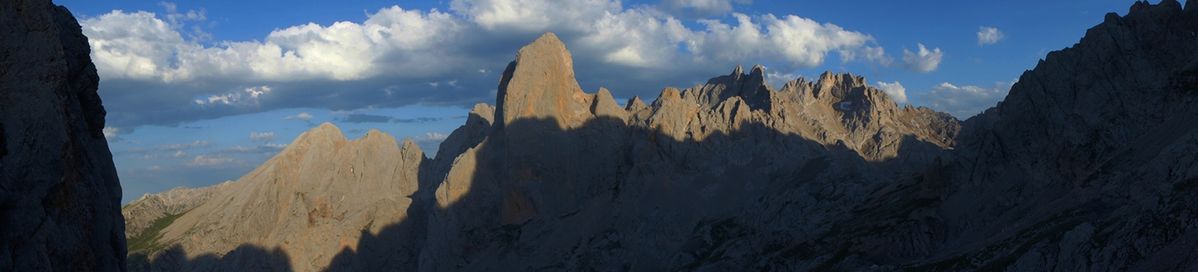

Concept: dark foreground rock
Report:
left=0, top=0, right=125, bottom=271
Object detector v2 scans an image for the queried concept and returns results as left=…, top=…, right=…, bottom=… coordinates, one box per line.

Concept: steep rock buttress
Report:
left=0, top=0, right=125, bottom=271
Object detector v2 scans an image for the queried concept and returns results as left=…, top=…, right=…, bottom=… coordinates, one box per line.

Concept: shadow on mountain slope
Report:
left=323, top=112, right=952, bottom=270
left=322, top=2, right=1198, bottom=270
left=129, top=244, right=293, bottom=272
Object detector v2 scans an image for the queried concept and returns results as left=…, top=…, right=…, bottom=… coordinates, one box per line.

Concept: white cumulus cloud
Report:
left=188, top=154, right=234, bottom=167
left=925, top=81, right=1013, bottom=119
left=159, top=140, right=210, bottom=151
left=82, top=7, right=464, bottom=82
left=902, top=43, right=943, bottom=73
left=977, top=26, right=1004, bottom=46
left=874, top=81, right=908, bottom=104
left=102, top=127, right=121, bottom=138
left=194, top=85, right=272, bottom=106
left=661, top=0, right=749, bottom=17
left=84, top=1, right=883, bottom=81
left=249, top=131, right=275, bottom=142
left=424, top=132, right=450, bottom=141
left=451, top=0, right=621, bottom=32
left=689, top=13, right=881, bottom=68
left=575, top=8, right=693, bottom=68
left=285, top=112, right=314, bottom=121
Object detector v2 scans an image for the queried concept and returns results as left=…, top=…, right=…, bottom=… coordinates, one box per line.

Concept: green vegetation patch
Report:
left=127, top=211, right=186, bottom=254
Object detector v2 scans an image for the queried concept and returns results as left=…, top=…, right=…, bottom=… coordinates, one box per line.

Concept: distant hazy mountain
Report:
left=0, top=0, right=126, bottom=270
left=123, top=1, right=1198, bottom=271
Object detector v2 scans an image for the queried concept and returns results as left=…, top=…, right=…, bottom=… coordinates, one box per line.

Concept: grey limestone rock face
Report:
left=0, top=0, right=125, bottom=271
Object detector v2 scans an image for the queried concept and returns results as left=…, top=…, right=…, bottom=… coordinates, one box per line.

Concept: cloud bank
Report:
left=925, top=81, right=1014, bottom=119
left=83, top=0, right=903, bottom=131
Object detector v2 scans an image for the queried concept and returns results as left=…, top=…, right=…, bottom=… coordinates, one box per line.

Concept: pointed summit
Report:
left=749, top=64, right=766, bottom=80
left=590, top=87, right=626, bottom=120
left=294, top=122, right=347, bottom=144
left=625, top=96, right=648, bottom=112
left=399, top=138, right=425, bottom=163
left=314, top=122, right=343, bottom=134
left=275, top=122, right=348, bottom=160
left=121, top=117, right=425, bottom=271
left=496, top=32, right=587, bottom=129
left=690, top=64, right=773, bottom=111
left=470, top=103, right=496, bottom=125
left=518, top=33, right=572, bottom=68
left=400, top=138, right=421, bottom=152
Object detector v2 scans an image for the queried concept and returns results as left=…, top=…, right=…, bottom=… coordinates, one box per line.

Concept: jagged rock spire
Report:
left=495, top=32, right=588, bottom=129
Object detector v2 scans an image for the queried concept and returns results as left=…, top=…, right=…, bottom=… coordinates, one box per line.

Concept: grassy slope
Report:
left=126, top=211, right=186, bottom=254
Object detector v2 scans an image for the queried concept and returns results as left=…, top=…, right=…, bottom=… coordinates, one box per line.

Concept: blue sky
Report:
left=54, top=0, right=1141, bottom=202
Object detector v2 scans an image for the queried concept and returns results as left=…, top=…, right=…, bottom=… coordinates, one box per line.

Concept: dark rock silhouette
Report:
left=125, top=1, right=1198, bottom=271
left=129, top=244, right=293, bottom=272
left=912, top=1, right=1198, bottom=269
left=0, top=0, right=125, bottom=271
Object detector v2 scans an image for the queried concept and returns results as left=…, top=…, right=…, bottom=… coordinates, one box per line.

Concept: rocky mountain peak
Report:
left=1130, top=0, right=1181, bottom=14
left=361, top=129, right=399, bottom=146
left=815, top=72, right=867, bottom=95
left=360, top=128, right=384, bottom=139
left=746, top=64, right=767, bottom=87
left=276, top=122, right=349, bottom=160
left=400, top=137, right=423, bottom=155
left=495, top=32, right=588, bottom=130
left=625, top=96, right=648, bottom=112
left=125, top=119, right=426, bottom=271
left=686, top=64, right=773, bottom=111
left=771, top=71, right=899, bottom=116
left=964, top=0, right=1198, bottom=155
left=913, top=1, right=1198, bottom=269
left=726, top=64, right=767, bottom=82
left=652, top=87, right=684, bottom=107
left=432, top=103, right=495, bottom=164
left=591, top=87, right=627, bottom=120
left=299, top=122, right=347, bottom=142
left=470, top=103, right=496, bottom=124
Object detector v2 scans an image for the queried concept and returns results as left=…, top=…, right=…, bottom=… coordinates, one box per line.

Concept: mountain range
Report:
left=4, top=0, right=1198, bottom=271
left=120, top=1, right=1198, bottom=271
